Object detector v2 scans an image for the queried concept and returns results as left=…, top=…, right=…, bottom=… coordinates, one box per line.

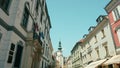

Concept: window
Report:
left=95, top=47, right=99, bottom=58
left=35, top=0, right=39, bottom=13
left=42, top=61, right=44, bottom=68
left=40, top=13, right=43, bottom=23
left=103, top=42, right=109, bottom=57
left=21, top=6, right=29, bottom=29
left=14, top=45, right=23, bottom=68
left=98, top=66, right=102, bottom=68
left=0, top=0, right=11, bottom=14
left=96, top=16, right=104, bottom=23
left=0, top=32, right=2, bottom=41
left=42, top=0, right=44, bottom=6
left=101, top=29, right=105, bottom=39
left=116, top=28, right=120, bottom=42
left=113, top=7, right=120, bottom=21
left=94, top=35, right=97, bottom=44
left=7, top=43, right=15, bottom=63
left=108, top=64, right=113, bottom=68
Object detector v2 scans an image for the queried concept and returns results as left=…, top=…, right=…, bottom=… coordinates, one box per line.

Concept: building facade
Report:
left=71, top=40, right=83, bottom=68
left=103, top=0, right=120, bottom=68
left=105, top=0, right=120, bottom=54
left=0, top=0, right=53, bottom=68
left=71, top=15, right=116, bottom=68
left=82, top=15, right=116, bottom=68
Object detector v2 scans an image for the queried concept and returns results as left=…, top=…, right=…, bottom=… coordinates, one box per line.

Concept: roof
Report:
left=105, top=0, right=120, bottom=13
left=81, top=15, right=108, bottom=45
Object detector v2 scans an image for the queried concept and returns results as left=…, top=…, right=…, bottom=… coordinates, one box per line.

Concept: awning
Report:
left=104, top=55, right=120, bottom=65
left=85, top=59, right=107, bottom=68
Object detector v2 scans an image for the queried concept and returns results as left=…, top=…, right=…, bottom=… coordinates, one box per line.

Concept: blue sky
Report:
left=46, top=0, right=110, bottom=57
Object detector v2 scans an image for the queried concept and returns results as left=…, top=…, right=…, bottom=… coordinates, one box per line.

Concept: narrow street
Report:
left=0, top=0, right=120, bottom=68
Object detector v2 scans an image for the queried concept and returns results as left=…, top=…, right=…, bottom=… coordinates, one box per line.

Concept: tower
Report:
left=58, top=41, right=62, bottom=51
left=55, top=41, right=64, bottom=68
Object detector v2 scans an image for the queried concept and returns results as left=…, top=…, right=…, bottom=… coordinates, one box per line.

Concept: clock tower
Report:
left=55, top=41, right=64, bottom=68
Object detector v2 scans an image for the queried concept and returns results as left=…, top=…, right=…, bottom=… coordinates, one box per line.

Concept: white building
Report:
left=71, top=40, right=83, bottom=68
left=0, top=0, right=31, bottom=68
left=0, top=0, right=53, bottom=68
left=55, top=41, right=64, bottom=68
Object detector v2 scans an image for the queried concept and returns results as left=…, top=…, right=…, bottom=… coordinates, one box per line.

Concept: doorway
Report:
left=14, top=45, right=23, bottom=68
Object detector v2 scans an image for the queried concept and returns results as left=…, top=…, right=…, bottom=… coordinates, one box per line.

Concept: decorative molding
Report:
left=0, top=18, right=26, bottom=41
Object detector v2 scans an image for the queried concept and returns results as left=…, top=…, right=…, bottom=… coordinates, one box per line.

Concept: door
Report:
left=14, top=45, right=23, bottom=68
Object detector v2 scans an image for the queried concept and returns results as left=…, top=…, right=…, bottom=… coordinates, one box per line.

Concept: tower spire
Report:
left=58, top=41, right=62, bottom=51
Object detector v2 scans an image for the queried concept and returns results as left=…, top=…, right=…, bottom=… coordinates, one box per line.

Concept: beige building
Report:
left=82, top=15, right=116, bottom=68
left=0, top=0, right=53, bottom=68
left=71, top=40, right=83, bottom=68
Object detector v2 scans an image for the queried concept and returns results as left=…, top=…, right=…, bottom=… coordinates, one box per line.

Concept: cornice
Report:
left=105, top=0, right=120, bottom=13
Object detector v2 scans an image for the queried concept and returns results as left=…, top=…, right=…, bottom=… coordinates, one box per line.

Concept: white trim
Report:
left=112, top=11, right=116, bottom=21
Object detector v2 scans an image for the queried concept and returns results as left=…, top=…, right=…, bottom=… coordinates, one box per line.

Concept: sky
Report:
left=46, top=0, right=110, bottom=57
